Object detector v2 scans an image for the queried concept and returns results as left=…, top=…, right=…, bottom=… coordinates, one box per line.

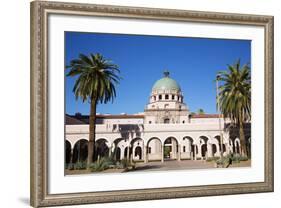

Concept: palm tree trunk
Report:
left=87, top=99, right=97, bottom=168
left=239, top=121, right=247, bottom=157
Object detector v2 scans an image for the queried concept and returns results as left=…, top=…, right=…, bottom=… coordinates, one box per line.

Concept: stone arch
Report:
left=147, top=137, right=162, bottom=161
left=163, top=137, right=179, bottom=160
left=212, top=144, right=217, bottom=156
left=214, top=135, right=223, bottom=153
left=65, top=140, right=72, bottom=164
left=72, top=139, right=88, bottom=163
left=130, top=137, right=144, bottom=161
left=198, top=136, right=210, bottom=159
left=115, top=147, right=121, bottom=161
left=124, top=147, right=129, bottom=159
left=134, top=146, right=142, bottom=160
left=95, top=138, right=110, bottom=160
left=234, top=138, right=241, bottom=154
left=112, top=138, right=126, bottom=160
left=182, top=136, right=195, bottom=159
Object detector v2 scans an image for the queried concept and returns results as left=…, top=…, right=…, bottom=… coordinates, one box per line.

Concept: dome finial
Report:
left=163, top=70, right=170, bottom=77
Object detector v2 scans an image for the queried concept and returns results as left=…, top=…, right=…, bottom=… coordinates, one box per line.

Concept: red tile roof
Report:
left=191, top=114, right=222, bottom=118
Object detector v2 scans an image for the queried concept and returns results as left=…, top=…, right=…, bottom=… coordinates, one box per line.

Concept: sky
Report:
left=65, top=32, right=251, bottom=115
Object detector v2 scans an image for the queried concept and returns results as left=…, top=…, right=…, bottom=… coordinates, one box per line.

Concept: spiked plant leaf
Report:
left=217, top=60, right=251, bottom=156
left=66, top=53, right=121, bottom=166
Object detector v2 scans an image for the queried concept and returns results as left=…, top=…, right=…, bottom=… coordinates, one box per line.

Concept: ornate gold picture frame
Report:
left=30, top=1, right=273, bottom=207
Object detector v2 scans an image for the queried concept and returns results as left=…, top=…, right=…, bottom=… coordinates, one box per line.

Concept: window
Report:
left=172, top=95, right=175, bottom=100
left=182, top=120, right=185, bottom=123
left=159, top=95, right=162, bottom=100
left=149, top=121, right=152, bottom=124
left=183, top=146, right=186, bottom=152
left=165, top=94, right=169, bottom=100
left=154, top=96, right=156, bottom=101
left=164, top=118, right=170, bottom=124
left=148, top=147, right=152, bottom=153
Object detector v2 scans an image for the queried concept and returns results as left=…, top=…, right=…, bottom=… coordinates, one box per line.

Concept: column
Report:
left=169, top=94, right=172, bottom=101
left=161, top=145, right=164, bottom=163
left=177, top=144, right=181, bottom=161
left=194, top=145, right=197, bottom=160
left=144, top=145, right=148, bottom=163
left=69, top=148, right=74, bottom=169
left=120, top=147, right=124, bottom=160
left=207, top=143, right=212, bottom=158
left=216, top=143, right=220, bottom=157
left=197, top=144, right=202, bottom=159
left=132, top=146, right=135, bottom=160
left=108, top=146, right=112, bottom=157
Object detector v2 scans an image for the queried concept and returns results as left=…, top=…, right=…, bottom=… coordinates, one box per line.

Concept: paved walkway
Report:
left=130, top=159, right=215, bottom=172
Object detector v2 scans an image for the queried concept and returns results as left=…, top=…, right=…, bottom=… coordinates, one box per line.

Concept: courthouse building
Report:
left=65, top=71, right=250, bottom=164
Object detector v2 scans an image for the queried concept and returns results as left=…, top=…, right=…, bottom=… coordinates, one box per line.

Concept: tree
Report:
left=66, top=53, right=121, bottom=167
left=197, top=108, right=205, bottom=114
left=217, top=60, right=251, bottom=157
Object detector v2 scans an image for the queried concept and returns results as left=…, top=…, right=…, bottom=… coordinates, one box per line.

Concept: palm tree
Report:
left=66, top=53, right=121, bottom=167
left=217, top=60, right=251, bottom=157
left=197, top=108, right=205, bottom=114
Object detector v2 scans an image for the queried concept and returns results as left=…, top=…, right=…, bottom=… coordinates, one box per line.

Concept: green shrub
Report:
left=231, top=154, right=248, bottom=162
left=215, top=154, right=249, bottom=167
left=206, top=156, right=220, bottom=162
left=120, top=158, right=131, bottom=169
left=72, top=161, right=87, bottom=170
left=90, top=157, right=116, bottom=172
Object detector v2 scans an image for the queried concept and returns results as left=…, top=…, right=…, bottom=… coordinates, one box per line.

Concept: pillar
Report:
left=132, top=146, right=135, bottom=160
left=120, top=147, right=124, bottom=160
left=177, top=144, right=181, bottom=161
left=194, top=145, right=197, bottom=160
left=197, top=144, right=202, bottom=159
left=161, top=145, right=164, bottom=163
left=144, top=145, right=148, bottom=163
left=70, top=148, right=74, bottom=165
left=207, top=143, right=212, bottom=158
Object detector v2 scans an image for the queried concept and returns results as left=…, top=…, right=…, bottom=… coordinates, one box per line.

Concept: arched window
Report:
left=183, top=146, right=186, bottom=152
left=172, top=95, right=175, bottom=100
left=165, top=94, right=169, bottom=100
left=159, top=95, right=162, bottom=100
left=164, top=118, right=170, bottom=124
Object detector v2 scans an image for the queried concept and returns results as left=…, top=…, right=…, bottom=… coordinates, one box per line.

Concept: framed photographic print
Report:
left=30, top=1, right=274, bottom=207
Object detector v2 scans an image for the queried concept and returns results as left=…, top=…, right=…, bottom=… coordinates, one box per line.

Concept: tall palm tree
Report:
left=66, top=53, right=121, bottom=167
left=217, top=60, right=251, bottom=157
left=197, top=108, right=205, bottom=114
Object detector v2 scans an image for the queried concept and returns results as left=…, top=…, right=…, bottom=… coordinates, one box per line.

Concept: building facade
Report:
left=65, top=72, right=250, bottom=164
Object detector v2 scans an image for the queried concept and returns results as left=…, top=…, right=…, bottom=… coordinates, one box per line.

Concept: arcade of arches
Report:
left=65, top=135, right=250, bottom=165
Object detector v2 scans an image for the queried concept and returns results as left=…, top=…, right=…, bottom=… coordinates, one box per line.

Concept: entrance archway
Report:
left=163, top=137, right=179, bottom=160
left=135, top=146, right=142, bottom=160
left=72, top=139, right=88, bottom=163
left=212, top=144, right=217, bottom=156
left=182, top=136, right=194, bottom=159
left=199, top=136, right=209, bottom=159
left=147, top=137, right=162, bottom=161
left=130, top=138, right=144, bottom=161
left=95, top=139, right=109, bottom=160
left=115, top=147, right=121, bottom=161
